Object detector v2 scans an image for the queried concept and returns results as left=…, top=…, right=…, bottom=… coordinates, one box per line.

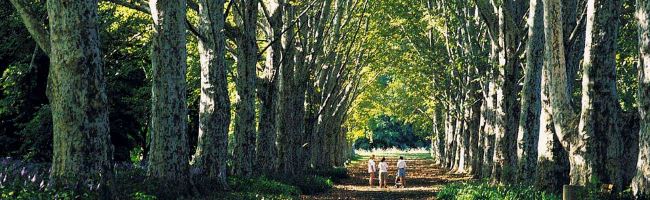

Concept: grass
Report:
left=0, top=157, right=333, bottom=199
left=437, top=181, right=560, bottom=200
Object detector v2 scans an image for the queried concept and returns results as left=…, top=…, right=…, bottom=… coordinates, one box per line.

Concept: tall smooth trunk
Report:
left=193, top=0, right=230, bottom=189
left=277, top=1, right=298, bottom=175
left=576, top=0, right=623, bottom=189
left=233, top=0, right=259, bottom=177
left=147, top=0, right=190, bottom=195
left=257, top=0, right=282, bottom=176
left=517, top=0, right=544, bottom=184
left=633, top=0, right=650, bottom=196
left=536, top=58, right=570, bottom=193
left=47, top=0, right=112, bottom=195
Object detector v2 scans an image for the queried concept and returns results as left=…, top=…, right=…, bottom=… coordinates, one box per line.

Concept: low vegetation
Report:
left=0, top=158, right=333, bottom=199
left=437, top=182, right=560, bottom=200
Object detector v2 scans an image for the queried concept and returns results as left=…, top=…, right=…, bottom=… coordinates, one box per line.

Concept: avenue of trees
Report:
left=383, top=0, right=650, bottom=197
left=2, top=0, right=368, bottom=197
left=2, top=0, right=650, bottom=198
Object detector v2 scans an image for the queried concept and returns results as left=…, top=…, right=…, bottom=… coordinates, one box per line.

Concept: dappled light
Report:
left=1, top=0, right=650, bottom=199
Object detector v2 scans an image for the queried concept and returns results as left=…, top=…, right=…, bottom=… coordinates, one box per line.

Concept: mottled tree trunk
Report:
left=576, top=0, right=623, bottom=189
left=517, top=0, right=544, bottom=184
left=193, top=0, right=230, bottom=189
left=257, top=0, right=282, bottom=176
left=277, top=1, right=299, bottom=175
left=293, top=12, right=311, bottom=171
left=46, top=0, right=113, bottom=195
left=433, top=106, right=445, bottom=165
left=232, top=0, right=259, bottom=178
left=147, top=0, right=190, bottom=196
left=536, top=56, right=570, bottom=193
left=634, top=0, right=650, bottom=196
left=488, top=1, right=526, bottom=184
left=481, top=76, right=497, bottom=178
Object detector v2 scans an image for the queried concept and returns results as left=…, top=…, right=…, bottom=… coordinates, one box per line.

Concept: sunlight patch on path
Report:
left=303, top=152, right=473, bottom=200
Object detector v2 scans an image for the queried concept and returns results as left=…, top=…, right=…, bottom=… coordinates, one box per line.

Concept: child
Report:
left=367, top=155, right=376, bottom=187
left=396, top=156, right=407, bottom=187
left=378, top=157, right=389, bottom=188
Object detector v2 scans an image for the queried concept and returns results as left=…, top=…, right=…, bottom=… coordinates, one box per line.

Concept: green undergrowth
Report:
left=437, top=181, right=560, bottom=200
left=436, top=180, right=641, bottom=200
left=1, top=160, right=334, bottom=200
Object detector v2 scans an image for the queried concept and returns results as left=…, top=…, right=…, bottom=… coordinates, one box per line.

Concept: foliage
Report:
left=437, top=181, right=560, bottom=200
left=354, top=115, right=428, bottom=150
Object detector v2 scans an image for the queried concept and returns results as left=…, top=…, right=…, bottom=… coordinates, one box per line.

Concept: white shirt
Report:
left=397, top=159, right=406, bottom=169
left=378, top=162, right=388, bottom=172
left=368, top=159, right=376, bottom=173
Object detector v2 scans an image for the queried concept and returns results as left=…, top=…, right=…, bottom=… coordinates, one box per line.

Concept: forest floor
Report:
left=303, top=152, right=473, bottom=200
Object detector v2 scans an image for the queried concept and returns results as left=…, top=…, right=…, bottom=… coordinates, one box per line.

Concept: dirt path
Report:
left=303, top=153, right=472, bottom=200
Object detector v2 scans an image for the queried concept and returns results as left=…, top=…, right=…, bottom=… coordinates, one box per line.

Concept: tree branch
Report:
left=9, top=0, right=50, bottom=56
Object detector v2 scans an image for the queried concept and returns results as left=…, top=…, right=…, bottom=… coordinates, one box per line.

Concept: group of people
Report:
left=367, top=155, right=407, bottom=188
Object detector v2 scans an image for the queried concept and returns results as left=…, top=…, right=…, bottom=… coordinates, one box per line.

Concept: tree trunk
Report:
left=633, top=0, right=650, bottom=196
left=277, top=0, right=299, bottom=175
left=576, top=0, right=623, bottom=189
left=46, top=0, right=112, bottom=195
left=146, top=0, right=190, bottom=196
left=193, top=0, right=230, bottom=189
left=536, top=57, right=570, bottom=193
left=490, top=1, right=526, bottom=183
left=256, top=0, right=282, bottom=176
left=232, top=0, right=259, bottom=177
left=517, top=0, right=544, bottom=184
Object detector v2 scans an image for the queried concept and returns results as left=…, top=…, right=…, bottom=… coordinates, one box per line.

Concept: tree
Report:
left=46, top=0, right=113, bottom=195
left=633, top=0, right=650, bottom=196
left=192, top=0, right=230, bottom=189
left=575, top=0, right=623, bottom=189
left=475, top=0, right=527, bottom=183
left=232, top=0, right=259, bottom=177
left=517, top=0, right=543, bottom=184
left=256, top=0, right=282, bottom=176
left=276, top=0, right=298, bottom=175
left=146, top=0, right=191, bottom=195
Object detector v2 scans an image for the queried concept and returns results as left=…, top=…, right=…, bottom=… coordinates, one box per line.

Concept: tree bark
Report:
left=576, top=0, right=623, bottom=189
left=633, top=0, right=650, bottom=196
left=257, top=0, right=282, bottom=176
left=147, top=0, right=190, bottom=195
left=277, top=0, right=298, bottom=175
left=536, top=57, right=570, bottom=193
left=46, top=0, right=112, bottom=195
left=193, top=0, right=230, bottom=189
left=517, top=0, right=544, bottom=184
left=232, top=0, right=259, bottom=177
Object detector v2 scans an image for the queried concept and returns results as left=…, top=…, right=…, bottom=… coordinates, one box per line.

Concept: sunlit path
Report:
left=304, top=152, right=472, bottom=199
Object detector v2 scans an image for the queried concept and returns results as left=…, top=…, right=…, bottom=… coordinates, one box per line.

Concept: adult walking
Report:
left=396, top=156, right=407, bottom=187
left=368, top=155, right=377, bottom=187
left=378, top=157, right=389, bottom=188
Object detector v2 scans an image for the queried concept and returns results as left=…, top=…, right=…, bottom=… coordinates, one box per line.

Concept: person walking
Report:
left=378, top=157, right=389, bottom=188
left=368, top=155, right=377, bottom=187
left=396, top=156, right=407, bottom=187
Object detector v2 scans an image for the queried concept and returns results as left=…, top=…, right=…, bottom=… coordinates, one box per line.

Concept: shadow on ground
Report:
left=303, top=154, right=473, bottom=200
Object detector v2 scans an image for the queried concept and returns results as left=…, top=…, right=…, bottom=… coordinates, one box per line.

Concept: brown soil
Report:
left=302, top=155, right=472, bottom=200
